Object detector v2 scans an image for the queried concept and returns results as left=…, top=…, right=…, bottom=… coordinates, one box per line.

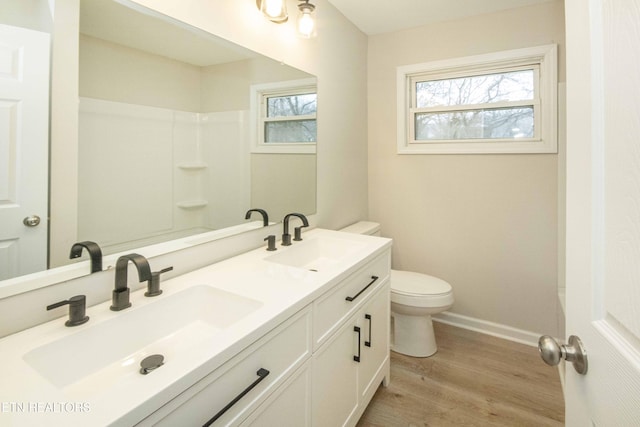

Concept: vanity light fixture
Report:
left=256, top=0, right=288, bottom=23
left=296, top=0, right=317, bottom=38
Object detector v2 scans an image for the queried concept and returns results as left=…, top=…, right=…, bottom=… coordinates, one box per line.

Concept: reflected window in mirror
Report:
left=251, top=78, right=317, bottom=154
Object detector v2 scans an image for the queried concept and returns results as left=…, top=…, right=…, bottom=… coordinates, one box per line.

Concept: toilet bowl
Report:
left=390, top=270, right=454, bottom=357
left=339, top=221, right=454, bottom=357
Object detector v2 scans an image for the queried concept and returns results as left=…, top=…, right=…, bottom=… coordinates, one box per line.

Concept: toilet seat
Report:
left=390, top=270, right=454, bottom=308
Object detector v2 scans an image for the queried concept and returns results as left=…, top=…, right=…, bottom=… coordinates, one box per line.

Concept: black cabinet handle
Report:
left=365, top=314, right=372, bottom=347
left=203, top=368, right=270, bottom=426
left=353, top=326, right=361, bottom=362
left=345, top=276, right=379, bottom=302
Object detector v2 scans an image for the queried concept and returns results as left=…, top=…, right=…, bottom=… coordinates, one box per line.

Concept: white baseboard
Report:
left=432, top=311, right=542, bottom=347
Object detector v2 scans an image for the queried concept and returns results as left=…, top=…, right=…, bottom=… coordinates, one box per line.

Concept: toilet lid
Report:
left=391, top=270, right=452, bottom=296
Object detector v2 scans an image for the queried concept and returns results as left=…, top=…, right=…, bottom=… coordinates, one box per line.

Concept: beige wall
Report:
left=79, top=37, right=311, bottom=113
left=251, top=154, right=316, bottom=220
left=368, top=1, right=565, bottom=337
left=79, top=34, right=202, bottom=111
left=201, top=57, right=310, bottom=112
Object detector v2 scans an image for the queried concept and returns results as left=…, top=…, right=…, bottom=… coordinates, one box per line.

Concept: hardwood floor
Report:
left=357, top=322, right=564, bottom=426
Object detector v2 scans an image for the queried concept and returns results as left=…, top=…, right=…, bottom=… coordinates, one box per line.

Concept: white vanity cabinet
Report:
left=311, top=252, right=391, bottom=427
left=0, top=229, right=392, bottom=427
left=137, top=241, right=390, bottom=427
left=138, top=307, right=313, bottom=426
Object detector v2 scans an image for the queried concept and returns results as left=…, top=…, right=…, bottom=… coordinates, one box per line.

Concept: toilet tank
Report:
left=339, top=221, right=381, bottom=236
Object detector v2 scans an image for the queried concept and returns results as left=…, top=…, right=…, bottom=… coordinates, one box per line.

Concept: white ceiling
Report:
left=326, top=0, right=559, bottom=35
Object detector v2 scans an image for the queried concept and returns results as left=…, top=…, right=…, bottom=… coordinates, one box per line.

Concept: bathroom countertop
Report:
left=0, top=229, right=391, bottom=426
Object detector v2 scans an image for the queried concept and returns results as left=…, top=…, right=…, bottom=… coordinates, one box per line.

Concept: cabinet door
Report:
left=312, top=317, right=360, bottom=427
left=358, top=281, right=390, bottom=401
left=313, top=253, right=390, bottom=350
left=241, top=361, right=312, bottom=427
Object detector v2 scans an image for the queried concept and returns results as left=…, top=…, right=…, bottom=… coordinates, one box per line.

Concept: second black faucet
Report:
left=282, top=213, right=309, bottom=246
left=111, top=254, right=151, bottom=311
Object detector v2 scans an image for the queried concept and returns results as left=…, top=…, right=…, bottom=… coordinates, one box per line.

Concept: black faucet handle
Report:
left=47, top=295, right=90, bottom=327
left=293, top=225, right=309, bottom=241
left=146, top=266, right=173, bottom=297
left=264, top=235, right=277, bottom=251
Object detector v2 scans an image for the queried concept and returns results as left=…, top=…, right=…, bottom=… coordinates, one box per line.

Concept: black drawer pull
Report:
left=345, top=276, right=379, bottom=302
left=365, top=314, right=372, bottom=347
left=203, top=368, right=270, bottom=426
left=354, top=326, right=361, bottom=362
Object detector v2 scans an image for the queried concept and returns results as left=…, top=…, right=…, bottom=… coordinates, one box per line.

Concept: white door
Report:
left=0, top=24, right=50, bottom=280
left=563, top=0, right=640, bottom=424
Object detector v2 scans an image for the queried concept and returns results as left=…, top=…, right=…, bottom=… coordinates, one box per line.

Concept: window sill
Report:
left=251, top=144, right=316, bottom=154
left=398, top=139, right=556, bottom=155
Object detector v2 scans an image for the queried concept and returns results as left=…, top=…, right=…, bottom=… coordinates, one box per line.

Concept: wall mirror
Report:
left=0, top=0, right=316, bottom=289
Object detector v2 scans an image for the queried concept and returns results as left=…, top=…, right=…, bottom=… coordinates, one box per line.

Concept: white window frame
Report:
left=250, top=78, right=317, bottom=154
left=397, top=44, right=557, bottom=154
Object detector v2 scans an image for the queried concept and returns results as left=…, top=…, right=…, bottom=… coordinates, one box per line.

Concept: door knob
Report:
left=538, top=335, right=588, bottom=375
left=23, top=215, right=41, bottom=227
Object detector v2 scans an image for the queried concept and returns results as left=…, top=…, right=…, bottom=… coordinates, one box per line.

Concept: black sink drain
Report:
left=140, top=354, right=164, bottom=375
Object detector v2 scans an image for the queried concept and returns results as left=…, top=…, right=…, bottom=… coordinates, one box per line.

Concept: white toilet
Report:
left=340, top=221, right=454, bottom=357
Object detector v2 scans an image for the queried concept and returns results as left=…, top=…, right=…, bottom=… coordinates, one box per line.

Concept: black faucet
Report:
left=111, top=254, right=151, bottom=311
left=69, top=241, right=103, bottom=273
left=282, top=213, right=309, bottom=246
left=245, top=208, right=269, bottom=227
left=47, top=295, right=90, bottom=327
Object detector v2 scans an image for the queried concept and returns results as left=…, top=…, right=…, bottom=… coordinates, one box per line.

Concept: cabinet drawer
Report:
left=313, top=250, right=390, bottom=349
left=142, top=307, right=312, bottom=426
left=240, top=360, right=312, bottom=427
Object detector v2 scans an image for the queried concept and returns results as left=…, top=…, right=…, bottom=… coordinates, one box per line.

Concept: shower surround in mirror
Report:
left=74, top=31, right=316, bottom=257
left=78, top=98, right=250, bottom=253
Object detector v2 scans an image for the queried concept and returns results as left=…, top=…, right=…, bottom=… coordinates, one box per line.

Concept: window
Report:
left=397, top=45, right=557, bottom=154
left=251, top=78, right=317, bottom=154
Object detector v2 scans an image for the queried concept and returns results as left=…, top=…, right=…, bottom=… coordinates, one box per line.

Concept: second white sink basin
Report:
left=265, top=235, right=366, bottom=271
left=23, top=285, right=262, bottom=390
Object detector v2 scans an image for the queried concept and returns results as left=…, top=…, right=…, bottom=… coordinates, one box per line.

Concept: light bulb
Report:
left=263, top=0, right=284, bottom=18
left=298, top=11, right=315, bottom=37
left=296, top=2, right=316, bottom=38
left=259, top=0, right=288, bottom=23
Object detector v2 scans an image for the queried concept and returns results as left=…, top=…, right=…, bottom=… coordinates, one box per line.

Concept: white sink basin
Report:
left=23, top=285, right=262, bottom=390
left=265, top=235, right=366, bottom=271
